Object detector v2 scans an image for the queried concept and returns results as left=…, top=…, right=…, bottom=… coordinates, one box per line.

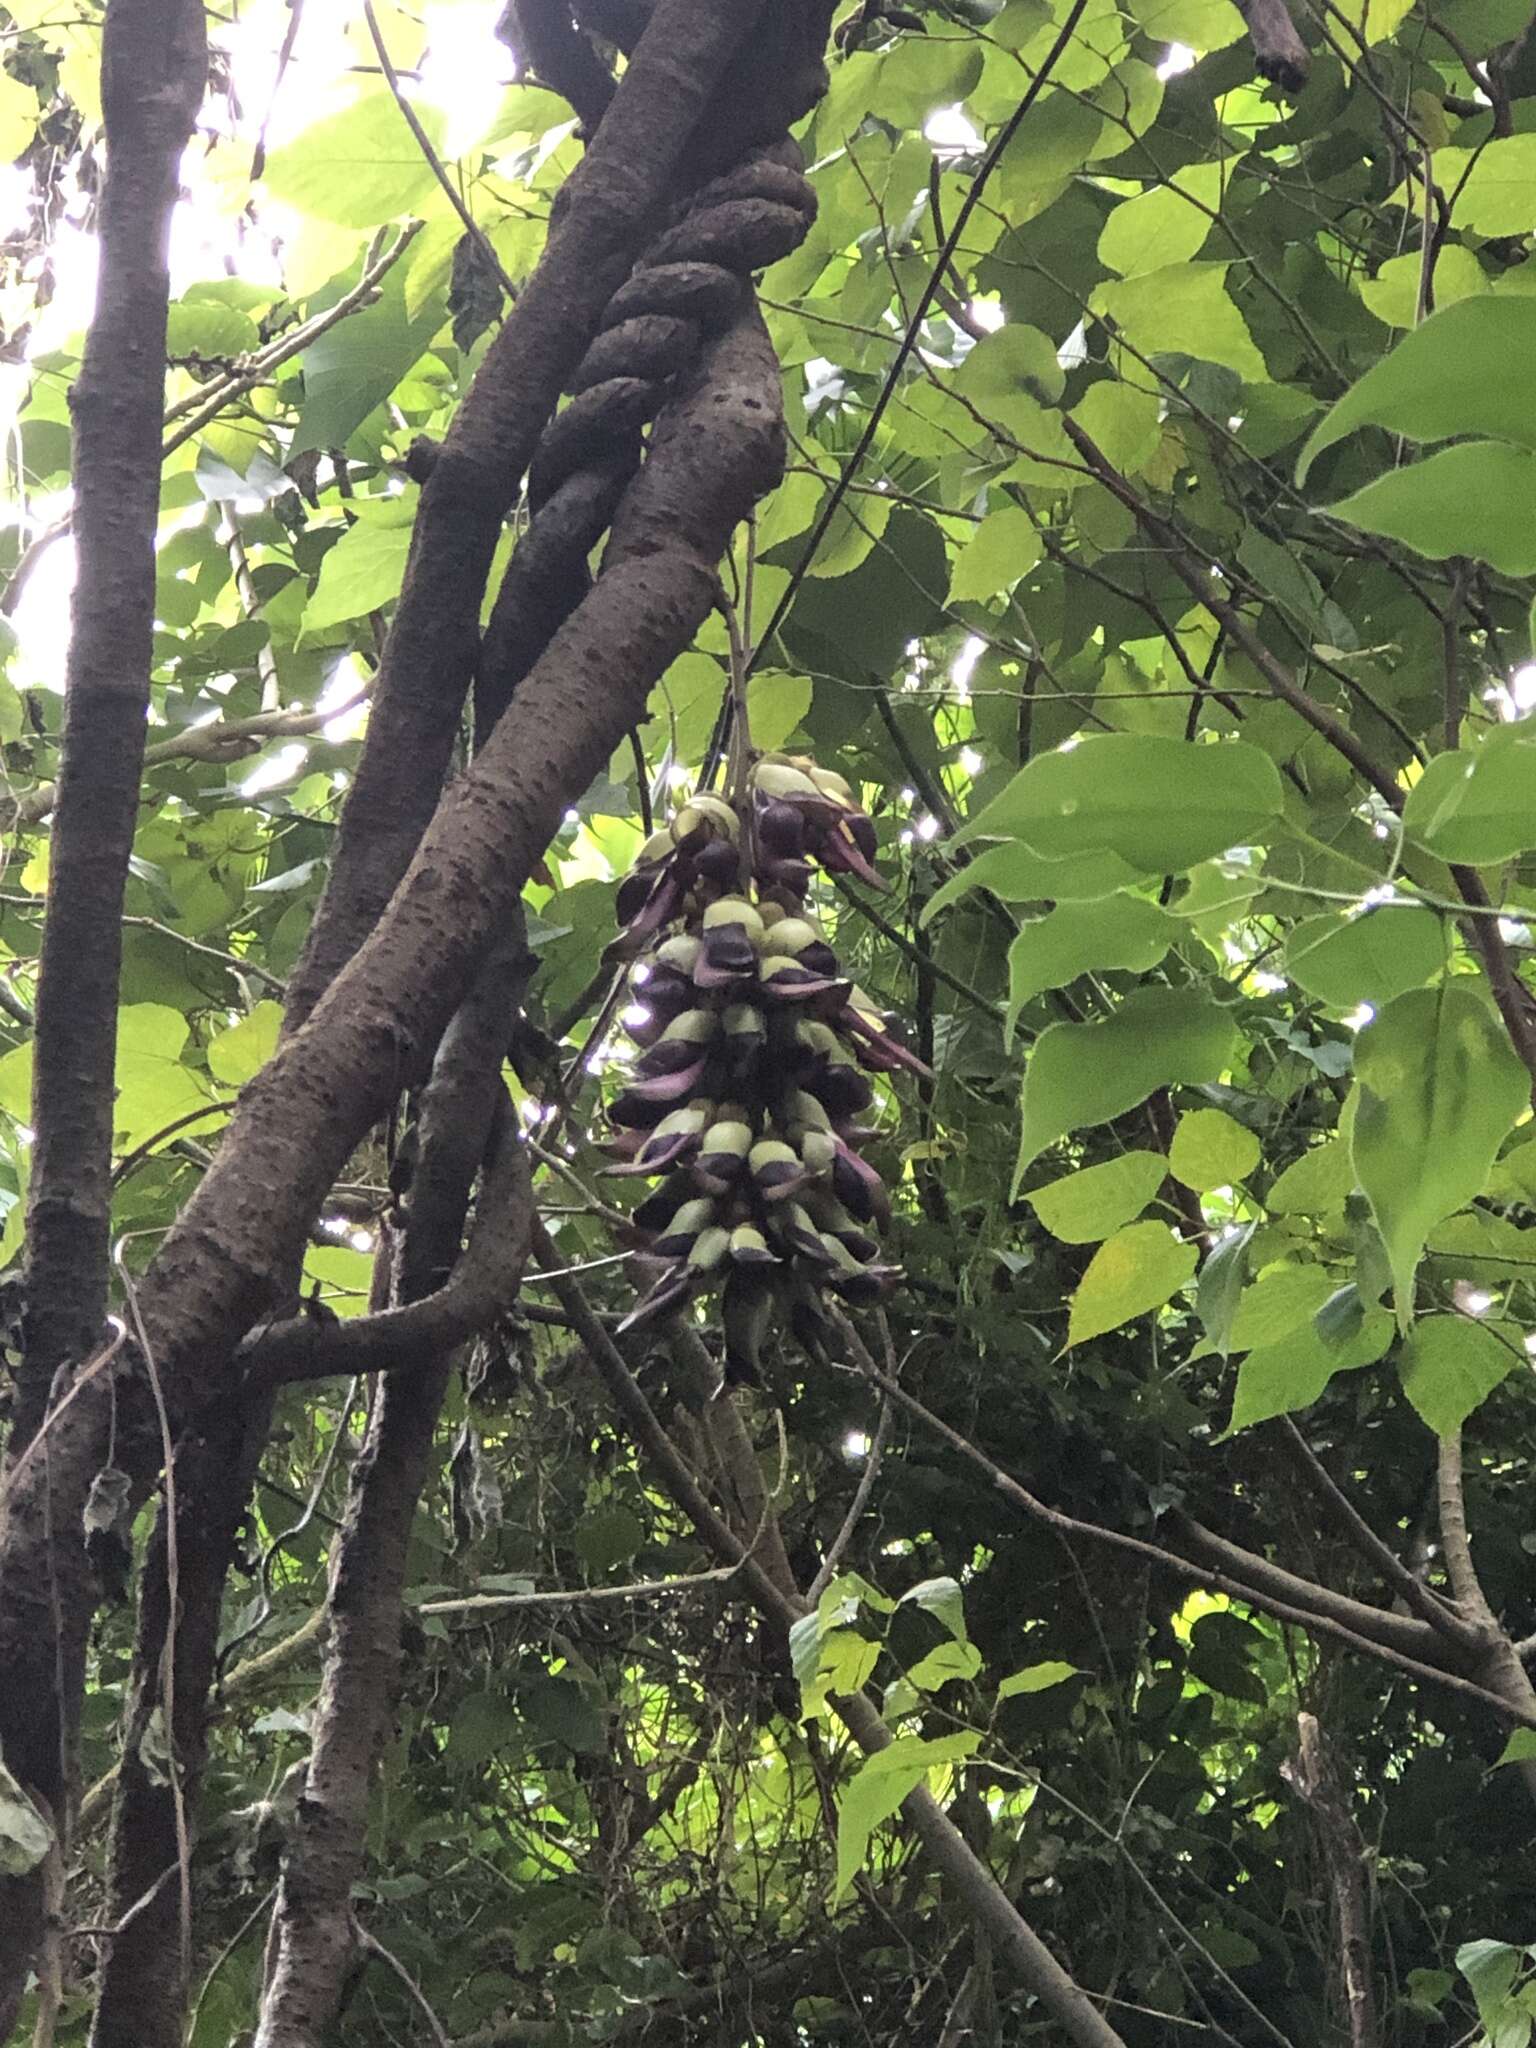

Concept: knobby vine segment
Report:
left=283, top=0, right=779, bottom=1026
left=475, top=137, right=820, bottom=735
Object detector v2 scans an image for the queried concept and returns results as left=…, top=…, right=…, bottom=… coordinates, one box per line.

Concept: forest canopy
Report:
left=2, top=1, right=1536, bottom=2044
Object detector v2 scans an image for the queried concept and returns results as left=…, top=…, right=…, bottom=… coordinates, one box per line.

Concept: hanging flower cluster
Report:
left=599, top=756, right=928, bottom=1383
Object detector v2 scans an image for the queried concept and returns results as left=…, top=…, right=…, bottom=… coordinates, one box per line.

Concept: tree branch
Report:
left=832, top=1317, right=1536, bottom=1731
left=257, top=954, right=533, bottom=2043
left=286, top=0, right=771, bottom=1021
left=0, top=0, right=207, bottom=2022
left=0, top=227, right=795, bottom=2011
left=1277, top=1418, right=1476, bottom=1644
left=239, top=1122, right=532, bottom=1390
left=1282, top=1713, right=1377, bottom=2048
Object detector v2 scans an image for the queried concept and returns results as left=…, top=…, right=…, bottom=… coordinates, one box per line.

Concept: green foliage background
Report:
left=5, top=0, right=1536, bottom=2039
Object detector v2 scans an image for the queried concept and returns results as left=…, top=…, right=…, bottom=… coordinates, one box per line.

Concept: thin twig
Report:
left=123, top=919, right=288, bottom=996
left=111, top=1102, right=233, bottom=1189
left=188, top=1885, right=277, bottom=2040
left=830, top=1314, right=1536, bottom=1730
left=354, top=1920, right=453, bottom=2048
left=217, top=506, right=281, bottom=710
left=418, top=1563, right=742, bottom=1616
left=1277, top=1418, right=1475, bottom=1644
left=0, top=1319, right=128, bottom=1517
left=12, top=684, right=374, bottom=828
left=827, top=869, right=1000, bottom=1017
left=809, top=1313, right=896, bottom=1604
left=114, top=1253, right=192, bottom=1991
left=158, top=227, right=419, bottom=460
left=362, top=0, right=518, bottom=305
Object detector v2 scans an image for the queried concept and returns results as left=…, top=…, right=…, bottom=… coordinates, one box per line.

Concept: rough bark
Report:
left=1236, top=0, right=1309, bottom=91
left=0, top=12, right=825, bottom=2024
left=283, top=0, right=770, bottom=1025
left=1283, top=1714, right=1377, bottom=2048
left=88, top=1395, right=273, bottom=2048
left=254, top=956, right=532, bottom=2047
left=0, top=0, right=206, bottom=2025
left=0, top=312, right=790, bottom=1905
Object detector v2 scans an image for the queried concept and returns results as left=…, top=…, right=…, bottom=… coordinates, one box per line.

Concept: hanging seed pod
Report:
left=602, top=754, right=928, bottom=1381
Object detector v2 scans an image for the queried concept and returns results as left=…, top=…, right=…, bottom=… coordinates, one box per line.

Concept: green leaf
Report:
left=1122, top=0, right=1244, bottom=42
left=0, top=70, right=38, bottom=161
left=264, top=89, right=450, bottom=227
left=789, top=1610, right=825, bottom=1689
left=1359, top=246, right=1490, bottom=329
left=1495, top=1729, right=1536, bottom=1769
left=1403, top=736, right=1536, bottom=864
left=572, top=1506, right=645, bottom=1571
left=805, top=489, right=891, bottom=578
left=1229, top=1265, right=1335, bottom=1351
left=1097, top=162, right=1225, bottom=280
left=955, top=734, right=1284, bottom=877
left=304, top=1244, right=375, bottom=1317
left=1458, top=1939, right=1523, bottom=2025
left=1224, top=1311, right=1393, bottom=1433
left=1196, top=1224, right=1253, bottom=1356
left=447, top=1689, right=519, bottom=1769
left=115, top=1004, right=213, bottom=1151
left=1351, top=987, right=1529, bottom=1327
left=947, top=504, right=1043, bottom=605
left=1267, top=1138, right=1355, bottom=1216
left=1015, top=986, right=1237, bottom=1189
left=921, top=839, right=1144, bottom=924
left=1298, top=299, right=1536, bottom=481
left=1446, top=134, right=1536, bottom=236
left=801, top=1631, right=882, bottom=1721
left=1237, top=528, right=1330, bottom=639
left=304, top=518, right=413, bottom=634
left=746, top=670, right=812, bottom=752
left=1397, top=1315, right=1517, bottom=1436
left=899, top=1576, right=968, bottom=1641
left=644, top=650, right=726, bottom=764
left=1340, top=0, right=1414, bottom=39
left=997, top=1661, right=1080, bottom=1698
left=1067, top=1220, right=1197, bottom=1345
left=834, top=1733, right=980, bottom=1903
left=905, top=1640, right=982, bottom=1693
left=166, top=297, right=261, bottom=359
left=954, top=325, right=1065, bottom=411
left=1284, top=907, right=1447, bottom=1008
left=1325, top=442, right=1536, bottom=576
left=1071, top=379, right=1162, bottom=474
left=1005, top=893, right=1178, bottom=1036
left=1169, top=1107, right=1259, bottom=1190
left=1027, top=1150, right=1166, bottom=1243
left=207, top=1001, right=283, bottom=1088
left=292, top=264, right=445, bottom=456
left=1095, top=263, right=1266, bottom=381
left=872, top=36, right=984, bottom=125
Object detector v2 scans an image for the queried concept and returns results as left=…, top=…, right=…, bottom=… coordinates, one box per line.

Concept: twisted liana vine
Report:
left=475, top=137, right=818, bottom=734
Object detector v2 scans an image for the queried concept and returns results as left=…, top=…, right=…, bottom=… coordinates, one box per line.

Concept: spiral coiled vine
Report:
left=597, top=757, right=930, bottom=1386
left=474, top=137, right=818, bottom=735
